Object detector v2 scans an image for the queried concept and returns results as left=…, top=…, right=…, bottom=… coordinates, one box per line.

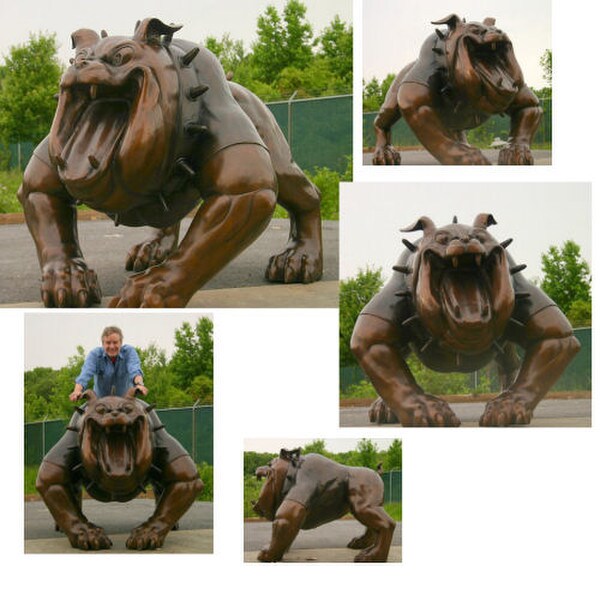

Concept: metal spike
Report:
left=114, top=213, right=120, bottom=227
left=500, top=238, right=513, bottom=248
left=392, top=264, right=413, bottom=275
left=53, top=93, right=59, bottom=101
left=402, top=239, right=417, bottom=253
left=509, top=317, right=525, bottom=328
left=176, top=158, right=196, bottom=178
left=510, top=264, right=527, bottom=275
left=514, top=292, right=530, bottom=300
left=394, top=290, right=412, bottom=298
left=158, top=193, right=169, bottom=212
left=66, top=426, right=79, bottom=432
left=185, top=122, right=209, bottom=136
left=452, top=215, right=458, bottom=223
left=435, top=28, right=445, bottom=39
left=88, top=155, right=99, bottom=169
left=188, top=83, right=209, bottom=99
left=420, top=338, right=434, bottom=353
left=493, top=341, right=505, bottom=355
left=55, top=155, right=66, bottom=169
left=101, top=30, right=108, bottom=38
left=69, top=58, right=75, bottom=65
left=144, top=403, right=156, bottom=413
left=432, top=47, right=444, bottom=55
left=402, top=315, right=420, bottom=327
left=74, top=405, right=85, bottom=415
left=180, top=47, right=200, bottom=67
left=153, top=424, right=166, bottom=432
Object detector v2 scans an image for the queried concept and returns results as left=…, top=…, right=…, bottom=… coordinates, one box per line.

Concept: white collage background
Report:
left=1, top=0, right=598, bottom=598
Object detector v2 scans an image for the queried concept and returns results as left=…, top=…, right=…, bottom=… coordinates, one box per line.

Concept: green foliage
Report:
left=0, top=169, right=24, bottom=211
left=384, top=439, right=402, bottom=471
left=197, top=464, right=214, bottom=501
left=204, top=33, right=246, bottom=76
left=0, top=33, right=62, bottom=145
left=316, top=15, right=353, bottom=86
left=566, top=298, right=592, bottom=327
left=339, top=267, right=385, bottom=367
left=362, top=74, right=396, bottom=111
left=355, top=438, right=379, bottom=469
left=244, top=451, right=277, bottom=477
left=541, top=240, right=591, bottom=318
left=540, top=49, right=552, bottom=88
left=170, top=318, right=214, bottom=391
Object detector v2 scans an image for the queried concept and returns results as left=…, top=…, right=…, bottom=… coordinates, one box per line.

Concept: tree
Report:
left=355, top=438, right=379, bottom=469
left=302, top=439, right=327, bottom=455
left=204, top=33, right=246, bottom=76
left=169, top=318, right=214, bottom=390
left=316, top=16, right=352, bottom=86
left=252, top=0, right=313, bottom=82
left=339, top=267, right=385, bottom=367
left=540, top=240, right=591, bottom=318
left=0, top=33, right=62, bottom=144
left=384, top=439, right=402, bottom=471
left=540, top=49, right=552, bottom=88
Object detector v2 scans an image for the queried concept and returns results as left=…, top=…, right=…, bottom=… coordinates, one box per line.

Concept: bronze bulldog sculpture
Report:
left=372, top=14, right=542, bottom=165
left=36, top=390, right=204, bottom=550
left=351, top=214, right=580, bottom=427
left=252, top=448, right=396, bottom=562
left=18, top=17, right=322, bottom=307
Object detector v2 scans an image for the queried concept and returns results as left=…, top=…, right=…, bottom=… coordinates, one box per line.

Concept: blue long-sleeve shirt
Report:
left=75, top=344, right=144, bottom=397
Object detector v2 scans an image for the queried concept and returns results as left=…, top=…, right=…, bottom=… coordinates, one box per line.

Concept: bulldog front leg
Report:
left=351, top=314, right=461, bottom=426
left=480, top=307, right=580, bottom=426
left=257, top=499, right=306, bottom=562
left=36, top=462, right=112, bottom=550
left=398, top=83, right=490, bottom=165
left=126, top=456, right=203, bottom=550
left=498, top=87, right=542, bottom=165
left=18, top=154, right=102, bottom=307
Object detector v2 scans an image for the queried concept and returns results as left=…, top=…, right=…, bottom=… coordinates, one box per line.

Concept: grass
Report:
left=0, top=169, right=22, bottom=213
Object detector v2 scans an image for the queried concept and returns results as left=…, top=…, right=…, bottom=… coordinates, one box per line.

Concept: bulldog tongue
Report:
left=61, top=100, right=128, bottom=182
left=440, top=269, right=490, bottom=325
left=101, top=433, right=133, bottom=476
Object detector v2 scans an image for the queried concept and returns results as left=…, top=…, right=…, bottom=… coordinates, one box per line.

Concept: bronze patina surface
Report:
left=36, top=390, right=204, bottom=550
left=351, top=215, right=580, bottom=427
left=252, top=449, right=395, bottom=562
left=19, top=18, right=322, bottom=307
left=372, top=15, right=541, bottom=165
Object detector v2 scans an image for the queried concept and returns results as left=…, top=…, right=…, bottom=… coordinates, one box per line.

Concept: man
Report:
left=70, top=326, right=148, bottom=402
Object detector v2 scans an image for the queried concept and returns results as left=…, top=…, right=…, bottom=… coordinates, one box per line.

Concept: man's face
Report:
left=102, top=333, right=122, bottom=358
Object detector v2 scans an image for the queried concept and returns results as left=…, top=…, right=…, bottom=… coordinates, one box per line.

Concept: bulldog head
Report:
left=251, top=448, right=301, bottom=521
left=433, top=14, right=524, bottom=113
left=79, top=389, right=153, bottom=496
left=403, top=214, right=515, bottom=353
left=48, top=18, right=182, bottom=210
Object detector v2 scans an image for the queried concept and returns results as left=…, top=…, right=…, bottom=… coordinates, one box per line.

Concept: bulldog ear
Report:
left=134, top=18, right=182, bottom=45
left=473, top=213, right=497, bottom=229
left=81, top=389, right=97, bottom=403
left=431, top=14, right=462, bottom=31
left=125, top=387, right=138, bottom=399
left=255, top=466, right=272, bottom=480
left=71, top=29, right=100, bottom=51
left=483, top=17, right=497, bottom=27
left=401, top=216, right=436, bottom=237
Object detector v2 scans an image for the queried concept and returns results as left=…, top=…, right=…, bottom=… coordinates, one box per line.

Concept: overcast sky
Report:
left=24, top=312, right=212, bottom=370
left=340, top=182, right=591, bottom=283
left=0, top=0, right=352, bottom=68
left=245, top=437, right=398, bottom=453
left=362, top=0, right=551, bottom=90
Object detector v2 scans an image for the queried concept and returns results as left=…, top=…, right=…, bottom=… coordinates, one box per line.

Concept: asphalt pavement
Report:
left=363, top=149, right=552, bottom=165
left=340, top=397, right=592, bottom=427
left=0, top=217, right=339, bottom=308
left=244, top=518, right=402, bottom=562
left=24, top=498, right=213, bottom=553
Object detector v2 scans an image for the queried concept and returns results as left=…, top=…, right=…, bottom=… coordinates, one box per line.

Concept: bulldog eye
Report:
left=108, top=47, right=133, bottom=66
left=95, top=404, right=107, bottom=415
left=435, top=232, right=449, bottom=244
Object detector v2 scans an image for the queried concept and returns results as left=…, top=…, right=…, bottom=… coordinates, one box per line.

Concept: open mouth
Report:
left=86, top=415, right=144, bottom=478
left=466, top=38, right=519, bottom=98
left=51, top=74, right=141, bottom=186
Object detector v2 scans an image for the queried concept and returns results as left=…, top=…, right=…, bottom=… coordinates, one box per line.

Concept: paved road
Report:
left=363, top=149, right=552, bottom=165
left=244, top=518, right=402, bottom=562
left=25, top=498, right=213, bottom=553
left=0, top=217, right=338, bottom=307
left=340, top=397, right=591, bottom=427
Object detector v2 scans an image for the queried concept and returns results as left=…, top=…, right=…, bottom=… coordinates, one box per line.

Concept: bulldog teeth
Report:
left=90, top=84, right=98, bottom=100
left=452, top=257, right=459, bottom=268
left=492, top=42, right=497, bottom=51
left=475, top=255, right=482, bottom=267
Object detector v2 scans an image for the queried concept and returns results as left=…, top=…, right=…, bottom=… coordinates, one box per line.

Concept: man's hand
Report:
left=69, top=383, right=84, bottom=403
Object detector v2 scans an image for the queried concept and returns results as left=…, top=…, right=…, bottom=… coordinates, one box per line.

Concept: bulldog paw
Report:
left=449, top=143, right=491, bottom=165
left=498, top=143, right=534, bottom=165
left=479, top=393, right=534, bottom=426
left=372, top=144, right=401, bottom=165
left=69, top=521, right=112, bottom=551
left=368, top=398, right=399, bottom=425
left=41, top=257, right=102, bottom=308
left=265, top=241, right=323, bottom=284
left=126, top=521, right=169, bottom=550
left=394, top=393, right=461, bottom=427
left=109, top=266, right=189, bottom=308
left=125, top=234, right=178, bottom=272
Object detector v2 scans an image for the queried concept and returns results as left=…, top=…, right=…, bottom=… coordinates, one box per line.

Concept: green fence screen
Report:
left=24, top=405, right=213, bottom=466
left=382, top=470, right=402, bottom=503
left=341, top=327, right=590, bottom=394
left=362, top=97, right=552, bottom=149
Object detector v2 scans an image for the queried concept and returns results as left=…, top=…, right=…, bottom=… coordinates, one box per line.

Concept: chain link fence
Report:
left=382, top=469, right=402, bottom=503
left=362, top=97, right=552, bottom=149
left=24, top=405, right=213, bottom=466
